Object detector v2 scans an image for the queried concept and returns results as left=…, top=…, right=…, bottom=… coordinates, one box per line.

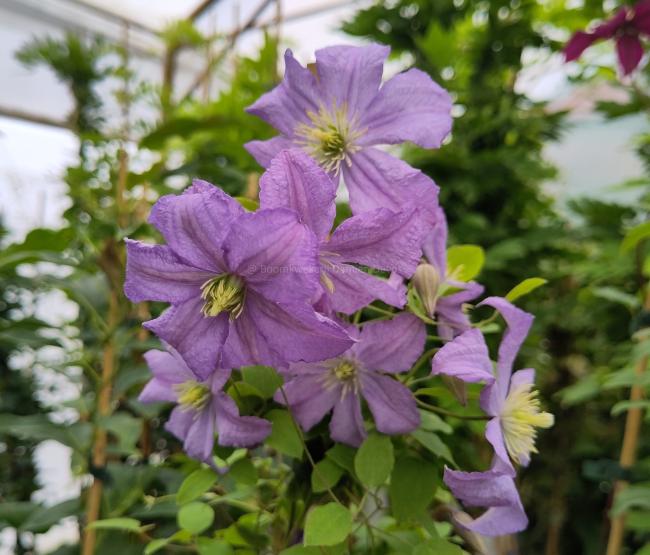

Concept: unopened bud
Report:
left=413, top=263, right=441, bottom=317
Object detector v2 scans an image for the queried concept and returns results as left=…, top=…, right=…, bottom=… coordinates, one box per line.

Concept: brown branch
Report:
left=605, top=285, right=650, bottom=555
left=82, top=29, right=131, bottom=548
left=180, top=0, right=275, bottom=102
left=81, top=286, right=119, bottom=555
left=0, top=105, right=71, bottom=130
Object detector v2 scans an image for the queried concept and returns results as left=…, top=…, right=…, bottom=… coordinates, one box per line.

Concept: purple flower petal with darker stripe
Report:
left=277, top=313, right=424, bottom=447
left=245, top=44, right=451, bottom=216
left=125, top=182, right=353, bottom=375
left=259, top=150, right=423, bottom=314
left=139, top=347, right=271, bottom=463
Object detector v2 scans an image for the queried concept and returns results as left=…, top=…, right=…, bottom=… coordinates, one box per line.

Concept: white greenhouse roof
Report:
left=0, top=0, right=368, bottom=129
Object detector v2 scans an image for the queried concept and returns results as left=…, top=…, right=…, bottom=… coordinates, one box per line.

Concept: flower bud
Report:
left=413, top=262, right=442, bottom=317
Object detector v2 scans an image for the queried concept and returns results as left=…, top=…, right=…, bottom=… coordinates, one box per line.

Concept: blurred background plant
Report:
left=0, top=0, right=648, bottom=554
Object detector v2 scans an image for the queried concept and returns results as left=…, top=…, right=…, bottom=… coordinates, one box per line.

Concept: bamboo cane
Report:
left=605, top=285, right=650, bottom=555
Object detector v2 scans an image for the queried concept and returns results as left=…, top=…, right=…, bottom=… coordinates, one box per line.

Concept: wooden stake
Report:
left=81, top=288, right=119, bottom=555
left=605, top=285, right=650, bottom=555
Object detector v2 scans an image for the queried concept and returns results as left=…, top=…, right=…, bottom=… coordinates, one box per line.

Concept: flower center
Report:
left=200, top=274, right=245, bottom=320
left=333, top=360, right=357, bottom=381
left=320, top=357, right=361, bottom=398
left=174, top=380, right=210, bottom=411
left=500, top=383, right=554, bottom=465
left=294, top=103, right=364, bottom=173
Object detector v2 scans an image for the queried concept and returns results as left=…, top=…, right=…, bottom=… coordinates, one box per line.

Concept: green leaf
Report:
left=266, top=409, right=303, bottom=458
left=622, top=221, right=650, bottom=252
left=280, top=545, right=345, bottom=554
left=446, top=245, right=485, bottom=282
left=354, top=433, right=394, bottom=487
left=643, top=254, right=650, bottom=278
left=389, top=457, right=438, bottom=521
left=0, top=502, right=39, bottom=528
left=303, top=503, right=352, bottom=547
left=505, top=277, right=548, bottom=302
left=139, top=115, right=225, bottom=149
left=311, top=458, right=344, bottom=493
left=87, top=517, right=143, bottom=532
left=234, top=197, right=260, bottom=212
left=418, top=410, right=452, bottom=434
left=411, top=430, right=455, bottom=465
left=612, top=400, right=650, bottom=416
left=144, top=538, right=171, bottom=555
left=227, top=381, right=265, bottom=401
left=559, top=373, right=603, bottom=406
left=628, top=511, right=650, bottom=532
left=229, top=458, right=258, bottom=486
left=413, top=537, right=465, bottom=555
left=20, top=499, right=80, bottom=532
left=196, top=537, right=235, bottom=555
left=612, top=485, right=650, bottom=516
left=241, top=366, right=283, bottom=398
left=177, top=501, right=215, bottom=534
left=0, top=227, right=74, bottom=270
left=592, top=287, right=640, bottom=310
left=176, top=468, right=218, bottom=505
left=326, top=444, right=356, bottom=474
left=0, top=413, right=91, bottom=451
left=104, top=413, right=142, bottom=455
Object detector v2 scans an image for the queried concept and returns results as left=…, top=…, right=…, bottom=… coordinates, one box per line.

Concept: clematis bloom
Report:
left=124, top=180, right=353, bottom=376
left=430, top=297, right=553, bottom=535
left=259, top=149, right=424, bottom=313
left=139, top=347, right=271, bottom=463
left=565, top=0, right=650, bottom=75
left=245, top=44, right=451, bottom=218
left=277, top=313, right=425, bottom=447
left=412, top=208, right=483, bottom=340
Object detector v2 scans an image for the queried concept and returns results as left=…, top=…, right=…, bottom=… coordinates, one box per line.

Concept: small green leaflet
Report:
left=177, top=502, right=215, bottom=534
left=304, top=503, right=352, bottom=546
left=311, top=458, right=344, bottom=493
left=87, top=517, right=143, bottom=532
left=354, top=433, right=394, bottom=487
left=265, top=409, right=303, bottom=458
left=447, top=245, right=485, bottom=282
left=176, top=467, right=218, bottom=505
left=505, top=277, right=547, bottom=302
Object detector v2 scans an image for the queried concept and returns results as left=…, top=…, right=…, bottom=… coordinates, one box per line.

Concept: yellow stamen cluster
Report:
left=294, top=103, right=365, bottom=173
left=174, top=380, right=210, bottom=411
left=200, top=274, right=245, bottom=320
left=333, top=360, right=357, bottom=381
left=500, top=383, right=554, bottom=465
left=320, top=358, right=360, bottom=398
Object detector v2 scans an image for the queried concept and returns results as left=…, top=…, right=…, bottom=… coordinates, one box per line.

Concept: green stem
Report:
left=416, top=398, right=489, bottom=421
left=278, top=386, right=343, bottom=505
left=411, top=347, right=439, bottom=375
left=364, top=305, right=396, bottom=318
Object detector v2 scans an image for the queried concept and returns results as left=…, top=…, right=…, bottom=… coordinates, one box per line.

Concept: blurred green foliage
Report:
left=344, top=1, right=650, bottom=553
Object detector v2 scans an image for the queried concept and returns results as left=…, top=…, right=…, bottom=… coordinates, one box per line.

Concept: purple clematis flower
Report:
left=430, top=297, right=553, bottom=535
left=124, top=180, right=353, bottom=376
left=259, top=149, right=424, bottom=314
left=276, top=313, right=425, bottom=447
left=565, top=0, right=650, bottom=75
left=139, top=347, right=271, bottom=463
left=245, top=44, right=451, bottom=218
left=412, top=208, right=483, bottom=340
